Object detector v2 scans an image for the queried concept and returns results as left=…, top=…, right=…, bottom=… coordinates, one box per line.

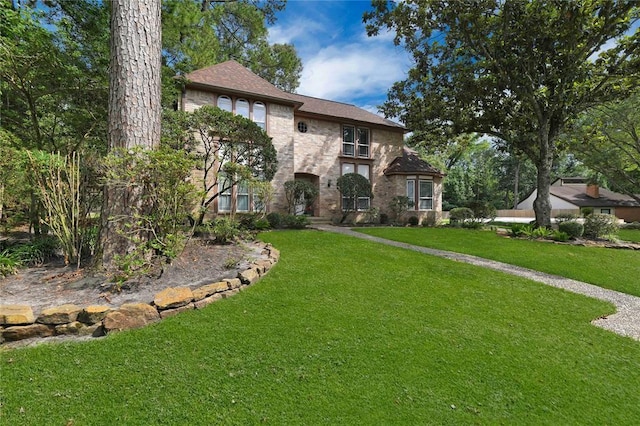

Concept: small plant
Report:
left=584, top=213, right=619, bottom=239
left=0, top=249, right=21, bottom=277
left=531, top=226, right=554, bottom=239
left=408, top=216, right=419, bottom=226
left=558, top=221, right=584, bottom=239
left=223, top=257, right=239, bottom=269
left=552, top=231, right=570, bottom=242
left=388, top=196, right=414, bottom=224
left=212, top=217, right=240, bottom=244
left=364, top=207, right=380, bottom=224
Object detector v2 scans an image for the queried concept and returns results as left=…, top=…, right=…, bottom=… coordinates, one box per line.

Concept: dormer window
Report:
left=342, top=125, right=370, bottom=158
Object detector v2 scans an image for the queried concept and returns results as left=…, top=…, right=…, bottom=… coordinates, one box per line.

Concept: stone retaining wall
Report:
left=0, top=244, right=280, bottom=345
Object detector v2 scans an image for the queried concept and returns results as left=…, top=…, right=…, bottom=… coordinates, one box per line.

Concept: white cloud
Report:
left=298, top=43, right=407, bottom=103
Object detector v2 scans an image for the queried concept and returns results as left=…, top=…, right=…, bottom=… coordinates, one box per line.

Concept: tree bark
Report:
left=533, top=132, right=554, bottom=228
left=99, top=0, right=162, bottom=270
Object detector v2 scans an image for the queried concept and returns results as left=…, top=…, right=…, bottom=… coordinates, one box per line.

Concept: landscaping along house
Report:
left=178, top=60, right=444, bottom=224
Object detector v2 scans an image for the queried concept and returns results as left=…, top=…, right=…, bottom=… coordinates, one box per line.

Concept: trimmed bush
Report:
left=449, top=207, right=474, bottom=226
left=584, top=213, right=619, bottom=239
left=266, top=212, right=283, bottom=229
left=558, top=221, right=584, bottom=239
left=408, top=216, right=419, bottom=226
left=282, top=214, right=309, bottom=229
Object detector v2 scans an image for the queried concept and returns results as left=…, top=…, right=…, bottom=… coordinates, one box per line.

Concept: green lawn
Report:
left=1, top=230, right=639, bottom=424
left=619, top=228, right=640, bottom=243
left=357, top=227, right=640, bottom=297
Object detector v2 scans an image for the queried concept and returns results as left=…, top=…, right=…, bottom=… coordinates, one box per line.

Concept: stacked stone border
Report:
left=0, top=244, right=280, bottom=345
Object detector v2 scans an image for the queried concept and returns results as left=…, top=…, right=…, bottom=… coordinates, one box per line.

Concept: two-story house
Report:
left=178, top=60, right=444, bottom=224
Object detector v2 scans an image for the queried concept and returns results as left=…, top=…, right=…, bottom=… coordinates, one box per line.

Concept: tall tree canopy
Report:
left=365, top=0, right=640, bottom=226
left=162, top=0, right=302, bottom=106
left=564, top=92, right=640, bottom=202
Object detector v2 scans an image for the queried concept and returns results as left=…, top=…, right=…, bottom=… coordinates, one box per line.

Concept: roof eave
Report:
left=184, top=81, right=303, bottom=108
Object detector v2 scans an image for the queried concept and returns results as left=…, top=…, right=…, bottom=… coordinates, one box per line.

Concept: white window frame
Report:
left=217, top=95, right=232, bottom=112
left=407, top=177, right=434, bottom=211
left=236, top=99, right=250, bottom=118
left=253, top=102, right=266, bottom=129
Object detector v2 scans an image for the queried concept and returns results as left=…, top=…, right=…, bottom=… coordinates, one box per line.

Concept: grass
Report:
left=1, top=230, right=639, bottom=424
left=357, top=227, right=640, bottom=297
left=618, top=228, right=640, bottom=243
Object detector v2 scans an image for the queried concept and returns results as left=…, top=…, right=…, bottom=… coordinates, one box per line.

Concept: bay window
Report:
left=407, top=177, right=434, bottom=211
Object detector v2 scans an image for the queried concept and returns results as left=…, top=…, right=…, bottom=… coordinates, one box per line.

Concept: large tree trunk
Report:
left=533, top=132, right=554, bottom=228
left=99, top=0, right=162, bottom=270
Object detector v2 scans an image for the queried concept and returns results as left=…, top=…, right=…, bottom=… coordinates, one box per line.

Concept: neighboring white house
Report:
left=517, top=177, right=640, bottom=222
left=178, top=60, right=444, bottom=223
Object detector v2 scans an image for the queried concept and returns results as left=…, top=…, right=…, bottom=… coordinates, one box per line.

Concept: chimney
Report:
left=586, top=184, right=600, bottom=198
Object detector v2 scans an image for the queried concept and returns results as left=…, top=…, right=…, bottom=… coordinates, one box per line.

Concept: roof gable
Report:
left=384, top=147, right=444, bottom=177
left=183, top=60, right=404, bottom=130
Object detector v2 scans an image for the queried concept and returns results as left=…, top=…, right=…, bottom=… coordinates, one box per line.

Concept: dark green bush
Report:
left=558, top=221, right=584, bottom=238
left=212, top=217, right=240, bottom=244
left=462, top=221, right=483, bottom=229
left=581, top=207, right=594, bottom=217
left=379, top=213, right=389, bottom=225
left=266, top=212, right=283, bottom=229
left=584, top=213, right=619, bottom=239
left=467, top=201, right=497, bottom=222
left=408, top=216, right=419, bottom=226
left=449, top=207, right=474, bottom=226
left=283, top=214, right=309, bottom=229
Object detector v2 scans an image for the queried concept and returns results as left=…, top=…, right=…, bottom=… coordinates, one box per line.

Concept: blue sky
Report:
left=269, top=0, right=411, bottom=115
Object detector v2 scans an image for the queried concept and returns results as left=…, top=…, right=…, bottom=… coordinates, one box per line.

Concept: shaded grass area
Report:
left=358, top=227, right=640, bottom=297
left=619, top=229, right=640, bottom=243
left=1, top=230, right=639, bottom=424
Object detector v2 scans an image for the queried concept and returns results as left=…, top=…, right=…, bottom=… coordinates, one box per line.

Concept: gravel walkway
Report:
left=313, top=225, right=640, bottom=341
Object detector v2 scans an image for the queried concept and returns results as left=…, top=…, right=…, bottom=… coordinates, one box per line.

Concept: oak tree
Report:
left=365, top=0, right=640, bottom=226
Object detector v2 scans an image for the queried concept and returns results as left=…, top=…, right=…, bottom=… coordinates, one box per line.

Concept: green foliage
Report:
left=449, top=207, right=474, bottom=227
left=212, top=217, right=241, bottom=244
left=558, top=221, right=584, bottom=239
left=555, top=213, right=581, bottom=223
left=266, top=212, right=283, bottom=229
left=564, top=92, right=640, bottom=203
left=237, top=213, right=271, bottom=231
left=337, top=173, right=373, bottom=222
left=102, top=147, right=198, bottom=273
left=584, top=214, right=620, bottom=239
left=388, top=196, right=414, bottom=224
left=365, top=1, right=640, bottom=226
left=581, top=207, right=594, bottom=217
left=283, top=214, right=309, bottom=229
left=552, top=231, right=570, bottom=242
left=167, top=106, right=277, bottom=224
left=284, top=180, right=318, bottom=215
left=622, top=222, right=640, bottom=230
left=467, top=200, right=497, bottom=222
left=509, top=223, right=531, bottom=238
left=0, top=249, right=21, bottom=277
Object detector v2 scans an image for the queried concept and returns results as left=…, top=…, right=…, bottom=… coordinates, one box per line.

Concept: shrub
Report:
left=408, top=216, right=419, bottom=226
left=558, top=221, right=584, bottom=239
left=467, top=201, right=497, bottom=222
left=584, top=213, right=619, bottom=239
left=363, top=207, right=380, bottom=224
left=449, top=207, right=474, bottom=226
left=462, top=221, right=483, bottom=229
left=266, top=212, right=283, bottom=229
left=212, top=217, right=240, bottom=244
left=388, top=196, right=414, bottom=224
left=11, top=236, right=59, bottom=266
left=283, top=214, right=309, bottom=229
left=622, top=221, right=640, bottom=230
left=509, top=223, right=528, bottom=237
left=581, top=207, right=594, bottom=217
left=531, top=227, right=554, bottom=239
left=284, top=180, right=318, bottom=215
left=552, top=231, right=570, bottom=242
left=379, top=213, right=389, bottom=225
left=555, top=213, right=580, bottom=223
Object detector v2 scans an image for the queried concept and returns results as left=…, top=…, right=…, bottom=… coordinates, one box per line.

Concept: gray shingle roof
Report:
left=384, top=147, right=444, bottom=177
left=183, top=60, right=405, bottom=130
left=551, top=185, right=640, bottom=208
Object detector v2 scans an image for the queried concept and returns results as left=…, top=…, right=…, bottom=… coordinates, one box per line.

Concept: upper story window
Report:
left=253, top=102, right=266, bottom=129
left=236, top=99, right=250, bottom=118
left=342, top=125, right=370, bottom=158
left=217, top=95, right=232, bottom=112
